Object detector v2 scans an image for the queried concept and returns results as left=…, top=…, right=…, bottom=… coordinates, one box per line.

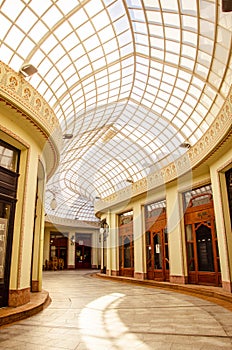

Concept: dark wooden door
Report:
left=75, top=244, right=91, bottom=268
left=185, top=193, right=221, bottom=286
left=119, top=220, right=134, bottom=277
left=50, top=236, right=68, bottom=268
left=145, top=208, right=169, bottom=281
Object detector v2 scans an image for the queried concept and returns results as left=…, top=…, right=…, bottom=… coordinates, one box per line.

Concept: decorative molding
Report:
left=0, top=61, right=62, bottom=178
left=0, top=61, right=60, bottom=135
left=96, top=85, right=232, bottom=212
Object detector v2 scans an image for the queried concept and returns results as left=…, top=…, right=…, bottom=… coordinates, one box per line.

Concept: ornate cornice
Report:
left=96, top=85, right=232, bottom=212
left=0, top=61, right=63, bottom=178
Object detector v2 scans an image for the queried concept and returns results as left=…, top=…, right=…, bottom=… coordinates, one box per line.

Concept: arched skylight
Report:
left=0, top=0, right=231, bottom=220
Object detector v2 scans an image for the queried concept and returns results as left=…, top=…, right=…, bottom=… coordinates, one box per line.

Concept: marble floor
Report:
left=0, top=270, right=232, bottom=349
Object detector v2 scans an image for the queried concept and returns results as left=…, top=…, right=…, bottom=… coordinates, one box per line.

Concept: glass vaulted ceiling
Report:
left=0, top=0, right=232, bottom=221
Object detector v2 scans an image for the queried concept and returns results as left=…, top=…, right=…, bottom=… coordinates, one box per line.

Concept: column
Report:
left=210, top=166, right=232, bottom=292
left=166, top=183, right=186, bottom=284
left=133, top=201, right=145, bottom=279
left=68, top=231, right=75, bottom=269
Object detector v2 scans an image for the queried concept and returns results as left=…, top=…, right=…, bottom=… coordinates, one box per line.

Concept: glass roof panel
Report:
left=0, top=0, right=231, bottom=221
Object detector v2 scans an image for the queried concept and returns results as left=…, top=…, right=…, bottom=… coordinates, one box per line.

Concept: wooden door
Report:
left=119, top=217, right=134, bottom=277
left=184, top=193, right=221, bottom=286
left=75, top=234, right=92, bottom=269
left=50, top=236, right=68, bottom=269
left=145, top=208, right=169, bottom=281
left=75, top=244, right=91, bottom=268
left=0, top=156, right=19, bottom=307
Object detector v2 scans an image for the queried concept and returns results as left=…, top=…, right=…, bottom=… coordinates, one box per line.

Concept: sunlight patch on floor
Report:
left=78, top=292, right=150, bottom=350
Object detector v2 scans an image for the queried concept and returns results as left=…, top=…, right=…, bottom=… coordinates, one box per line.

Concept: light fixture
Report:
left=179, top=142, right=191, bottom=149
left=63, top=134, right=73, bottom=139
left=70, top=235, right=75, bottom=245
left=19, top=63, right=37, bottom=77
left=50, top=196, right=57, bottom=210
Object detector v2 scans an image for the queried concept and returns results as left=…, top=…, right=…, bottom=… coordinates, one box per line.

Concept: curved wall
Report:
left=0, top=62, right=61, bottom=307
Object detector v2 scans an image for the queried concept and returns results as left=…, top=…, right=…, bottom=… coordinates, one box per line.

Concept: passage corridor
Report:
left=1, top=270, right=232, bottom=349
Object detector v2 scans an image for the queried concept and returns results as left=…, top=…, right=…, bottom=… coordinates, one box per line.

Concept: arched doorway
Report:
left=145, top=200, right=169, bottom=281
left=184, top=188, right=221, bottom=286
left=119, top=211, right=134, bottom=277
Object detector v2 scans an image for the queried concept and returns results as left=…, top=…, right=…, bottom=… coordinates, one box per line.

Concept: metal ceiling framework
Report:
left=0, top=0, right=231, bottom=221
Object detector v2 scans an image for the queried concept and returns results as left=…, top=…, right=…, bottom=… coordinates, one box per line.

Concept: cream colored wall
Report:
left=43, top=228, right=50, bottom=263
left=133, top=201, right=144, bottom=276
left=110, top=213, right=119, bottom=273
left=68, top=231, right=75, bottom=268
left=32, top=160, right=46, bottom=292
left=0, top=107, right=48, bottom=292
left=166, top=181, right=185, bottom=280
left=209, top=147, right=232, bottom=289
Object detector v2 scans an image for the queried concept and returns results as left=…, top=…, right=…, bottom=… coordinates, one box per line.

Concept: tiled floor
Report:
left=1, top=270, right=232, bottom=349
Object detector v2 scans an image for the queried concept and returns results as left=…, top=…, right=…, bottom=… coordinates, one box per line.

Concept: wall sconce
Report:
left=99, top=220, right=109, bottom=242
left=70, top=235, right=75, bottom=245
left=47, top=188, right=58, bottom=210
left=179, top=142, right=191, bottom=149
left=63, top=133, right=73, bottom=139
left=19, top=63, right=37, bottom=77
left=50, top=196, right=57, bottom=210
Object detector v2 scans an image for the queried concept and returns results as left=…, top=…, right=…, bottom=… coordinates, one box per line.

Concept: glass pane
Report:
left=119, top=211, right=133, bottom=225
left=225, top=168, right=232, bottom=228
left=119, top=244, right=123, bottom=266
left=154, top=233, right=162, bottom=269
left=0, top=203, right=11, bottom=281
left=183, top=184, right=212, bottom=209
left=145, top=199, right=166, bottom=218
left=165, top=244, right=169, bottom=270
left=146, top=231, right=150, bottom=245
left=196, top=224, right=214, bottom=272
left=187, top=243, right=195, bottom=271
left=186, top=224, right=193, bottom=241
left=0, top=143, right=18, bottom=172
left=146, top=246, right=152, bottom=268
left=124, top=241, right=131, bottom=268
left=164, top=227, right=168, bottom=243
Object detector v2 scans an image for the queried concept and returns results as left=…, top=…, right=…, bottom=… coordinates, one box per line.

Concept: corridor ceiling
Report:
left=0, top=0, right=231, bottom=221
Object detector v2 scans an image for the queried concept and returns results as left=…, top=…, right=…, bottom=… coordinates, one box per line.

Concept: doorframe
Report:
left=118, top=213, right=134, bottom=277
left=145, top=208, right=169, bottom=281
left=184, top=193, right=221, bottom=286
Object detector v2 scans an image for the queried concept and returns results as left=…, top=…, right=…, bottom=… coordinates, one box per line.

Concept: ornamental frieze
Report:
left=0, top=60, right=62, bottom=145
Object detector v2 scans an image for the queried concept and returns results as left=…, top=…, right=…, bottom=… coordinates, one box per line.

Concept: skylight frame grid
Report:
left=1, top=0, right=230, bottom=219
